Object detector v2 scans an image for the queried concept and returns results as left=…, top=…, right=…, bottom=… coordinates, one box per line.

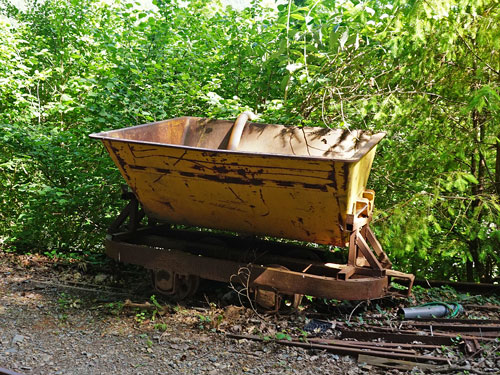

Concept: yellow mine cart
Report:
left=91, top=113, right=414, bottom=307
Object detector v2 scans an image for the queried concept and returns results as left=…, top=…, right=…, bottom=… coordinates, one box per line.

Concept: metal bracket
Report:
left=343, top=190, right=392, bottom=280
left=107, top=185, right=146, bottom=234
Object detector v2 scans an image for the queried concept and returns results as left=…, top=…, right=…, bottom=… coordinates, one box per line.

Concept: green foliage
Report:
left=103, top=301, right=124, bottom=315
left=275, top=331, right=292, bottom=341
left=154, top=322, right=168, bottom=332
left=0, top=0, right=277, bottom=255
left=197, top=311, right=223, bottom=331
left=57, top=292, right=82, bottom=310
left=134, top=310, right=148, bottom=324
left=369, top=0, right=500, bottom=282
left=0, top=0, right=498, bottom=282
left=197, top=314, right=212, bottom=330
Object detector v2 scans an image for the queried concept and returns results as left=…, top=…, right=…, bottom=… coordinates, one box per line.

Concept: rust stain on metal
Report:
left=342, top=162, right=349, bottom=192
left=227, top=186, right=245, bottom=203
left=105, top=235, right=389, bottom=301
left=91, top=117, right=383, bottom=246
left=162, top=201, right=175, bottom=211
left=129, top=165, right=146, bottom=171
left=173, top=150, right=188, bottom=166
left=328, top=166, right=338, bottom=191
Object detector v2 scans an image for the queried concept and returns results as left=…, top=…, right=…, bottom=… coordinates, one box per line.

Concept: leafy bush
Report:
left=0, top=0, right=498, bottom=281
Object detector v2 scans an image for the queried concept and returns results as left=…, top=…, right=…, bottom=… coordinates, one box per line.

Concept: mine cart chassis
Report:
left=106, top=187, right=414, bottom=308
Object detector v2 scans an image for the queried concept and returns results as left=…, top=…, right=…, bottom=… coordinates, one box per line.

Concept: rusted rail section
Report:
left=338, top=329, right=455, bottom=346
left=226, top=333, right=450, bottom=364
left=341, top=324, right=499, bottom=339
left=411, top=317, right=500, bottom=324
left=307, top=337, right=442, bottom=351
left=403, top=321, right=500, bottom=333
left=414, top=279, right=500, bottom=294
left=227, top=315, right=499, bottom=370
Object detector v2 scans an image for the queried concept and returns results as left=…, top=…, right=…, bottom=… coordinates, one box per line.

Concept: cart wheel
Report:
left=152, top=269, right=175, bottom=295
left=151, top=269, right=199, bottom=301
left=173, top=274, right=200, bottom=300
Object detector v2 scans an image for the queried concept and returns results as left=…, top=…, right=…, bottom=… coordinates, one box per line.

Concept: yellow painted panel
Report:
left=93, top=118, right=384, bottom=246
left=346, top=147, right=377, bottom=215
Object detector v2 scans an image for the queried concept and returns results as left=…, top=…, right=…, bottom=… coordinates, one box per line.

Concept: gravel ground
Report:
left=0, top=252, right=371, bottom=375
left=1, top=252, right=498, bottom=375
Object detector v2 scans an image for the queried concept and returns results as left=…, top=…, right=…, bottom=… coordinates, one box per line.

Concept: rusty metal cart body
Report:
left=90, top=115, right=414, bottom=305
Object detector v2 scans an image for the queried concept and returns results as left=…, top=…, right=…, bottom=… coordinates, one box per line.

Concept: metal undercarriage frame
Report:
left=106, top=187, right=414, bottom=307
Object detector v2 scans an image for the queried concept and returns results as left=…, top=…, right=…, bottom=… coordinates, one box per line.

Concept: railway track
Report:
left=227, top=316, right=500, bottom=371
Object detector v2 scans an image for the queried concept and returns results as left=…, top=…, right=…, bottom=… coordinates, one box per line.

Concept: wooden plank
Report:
left=358, top=354, right=441, bottom=371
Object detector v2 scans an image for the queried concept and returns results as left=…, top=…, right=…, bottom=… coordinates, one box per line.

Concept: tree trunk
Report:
left=466, top=259, right=474, bottom=283
left=467, top=108, right=485, bottom=282
left=496, top=138, right=500, bottom=195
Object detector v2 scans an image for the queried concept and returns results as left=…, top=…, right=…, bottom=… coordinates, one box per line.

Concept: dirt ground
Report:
left=0, top=251, right=498, bottom=375
left=0, top=252, right=373, bottom=375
